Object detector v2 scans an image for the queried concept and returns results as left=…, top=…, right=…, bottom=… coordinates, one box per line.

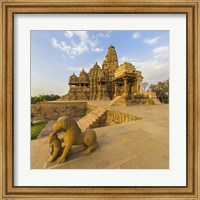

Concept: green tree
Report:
left=149, top=79, right=169, bottom=104
left=142, top=82, right=149, bottom=92
left=31, top=94, right=60, bottom=104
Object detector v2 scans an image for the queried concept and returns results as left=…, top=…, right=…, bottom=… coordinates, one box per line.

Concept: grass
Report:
left=31, top=121, right=47, bottom=140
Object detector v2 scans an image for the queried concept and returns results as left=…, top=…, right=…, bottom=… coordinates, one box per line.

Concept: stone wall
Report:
left=87, top=102, right=141, bottom=125
left=31, top=101, right=87, bottom=122
left=106, top=110, right=141, bottom=125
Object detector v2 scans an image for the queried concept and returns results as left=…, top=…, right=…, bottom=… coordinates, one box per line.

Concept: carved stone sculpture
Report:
left=67, top=45, right=119, bottom=101
left=52, top=116, right=98, bottom=164
left=48, top=131, right=62, bottom=162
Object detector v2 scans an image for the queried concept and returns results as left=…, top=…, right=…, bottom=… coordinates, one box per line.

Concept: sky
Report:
left=31, top=30, right=169, bottom=96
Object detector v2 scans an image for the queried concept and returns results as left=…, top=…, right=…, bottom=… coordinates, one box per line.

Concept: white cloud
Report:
left=51, top=38, right=61, bottom=49
left=88, top=58, right=103, bottom=69
left=132, top=32, right=140, bottom=39
left=120, top=56, right=139, bottom=64
left=64, top=31, right=74, bottom=38
left=152, top=46, right=169, bottom=60
left=51, top=31, right=102, bottom=58
left=51, top=37, right=87, bottom=58
left=51, top=31, right=111, bottom=58
left=104, top=31, right=112, bottom=38
left=139, top=60, right=169, bottom=84
left=73, top=31, right=97, bottom=47
left=97, top=31, right=112, bottom=38
left=105, top=34, right=110, bottom=38
left=93, top=47, right=104, bottom=52
left=144, top=36, right=160, bottom=45
left=119, top=47, right=169, bottom=84
left=120, top=56, right=127, bottom=62
left=153, top=46, right=169, bottom=55
left=66, top=66, right=91, bottom=72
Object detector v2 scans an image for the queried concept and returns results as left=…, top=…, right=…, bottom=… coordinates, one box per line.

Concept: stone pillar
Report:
left=140, top=81, right=143, bottom=94
left=136, top=81, right=141, bottom=94
left=114, top=81, right=118, bottom=97
left=124, top=77, right=128, bottom=97
left=89, top=79, right=93, bottom=100
left=137, top=81, right=142, bottom=94
left=132, top=81, right=137, bottom=94
left=98, top=82, right=101, bottom=100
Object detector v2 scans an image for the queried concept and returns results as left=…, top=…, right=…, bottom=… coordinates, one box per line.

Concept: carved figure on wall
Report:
left=52, top=116, right=98, bottom=164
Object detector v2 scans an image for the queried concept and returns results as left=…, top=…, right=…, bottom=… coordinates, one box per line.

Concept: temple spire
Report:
left=102, top=44, right=119, bottom=80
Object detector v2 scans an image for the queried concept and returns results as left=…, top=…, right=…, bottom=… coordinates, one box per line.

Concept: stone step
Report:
left=85, top=113, right=97, bottom=120
left=87, top=114, right=97, bottom=121
left=97, top=106, right=106, bottom=111
left=89, top=110, right=104, bottom=118
left=84, top=118, right=96, bottom=125
left=77, top=123, right=89, bottom=132
left=92, top=108, right=104, bottom=113
left=77, top=108, right=107, bottom=131
left=87, top=113, right=99, bottom=120
left=78, top=122, right=93, bottom=131
left=93, top=108, right=105, bottom=114
left=91, top=109, right=101, bottom=113
left=84, top=114, right=96, bottom=122
left=77, top=122, right=84, bottom=129
left=109, top=95, right=124, bottom=106
left=79, top=118, right=91, bottom=126
left=78, top=119, right=90, bottom=126
left=152, top=98, right=161, bottom=105
left=81, top=117, right=96, bottom=126
left=77, top=116, right=91, bottom=123
left=79, top=123, right=92, bottom=131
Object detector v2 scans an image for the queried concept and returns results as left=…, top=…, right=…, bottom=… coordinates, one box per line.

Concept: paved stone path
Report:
left=31, top=103, right=169, bottom=169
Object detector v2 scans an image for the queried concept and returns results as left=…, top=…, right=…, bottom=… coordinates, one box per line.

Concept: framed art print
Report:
left=0, top=0, right=199, bottom=199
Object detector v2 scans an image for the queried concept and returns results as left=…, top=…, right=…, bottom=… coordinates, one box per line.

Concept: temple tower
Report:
left=88, top=62, right=109, bottom=100
left=67, top=73, right=79, bottom=100
left=77, top=69, right=90, bottom=100
left=102, top=45, right=119, bottom=99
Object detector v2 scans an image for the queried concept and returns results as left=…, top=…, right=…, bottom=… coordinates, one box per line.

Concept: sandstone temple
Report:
left=66, top=45, right=160, bottom=106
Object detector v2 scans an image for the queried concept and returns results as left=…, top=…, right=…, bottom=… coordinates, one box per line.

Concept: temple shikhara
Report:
left=66, top=45, right=159, bottom=106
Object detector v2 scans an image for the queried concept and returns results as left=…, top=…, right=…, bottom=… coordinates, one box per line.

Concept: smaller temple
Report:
left=108, top=62, right=143, bottom=106
left=113, top=62, right=143, bottom=97
left=67, top=70, right=90, bottom=100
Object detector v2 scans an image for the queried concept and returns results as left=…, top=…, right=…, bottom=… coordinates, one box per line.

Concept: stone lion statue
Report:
left=52, top=116, right=98, bottom=164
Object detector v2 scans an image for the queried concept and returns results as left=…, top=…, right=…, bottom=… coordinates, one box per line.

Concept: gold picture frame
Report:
left=0, top=0, right=199, bottom=199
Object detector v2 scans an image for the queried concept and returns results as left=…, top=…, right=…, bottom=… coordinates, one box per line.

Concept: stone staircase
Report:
left=152, top=98, right=162, bottom=105
left=109, top=95, right=124, bottom=106
left=77, top=107, right=107, bottom=131
left=109, top=95, right=133, bottom=106
left=147, top=92, right=161, bottom=105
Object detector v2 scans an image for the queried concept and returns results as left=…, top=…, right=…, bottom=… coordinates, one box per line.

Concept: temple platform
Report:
left=31, top=102, right=169, bottom=169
